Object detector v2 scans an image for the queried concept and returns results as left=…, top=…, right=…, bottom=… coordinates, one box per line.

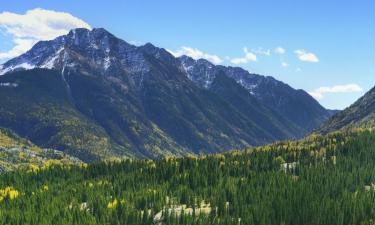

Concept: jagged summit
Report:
left=0, top=27, right=143, bottom=76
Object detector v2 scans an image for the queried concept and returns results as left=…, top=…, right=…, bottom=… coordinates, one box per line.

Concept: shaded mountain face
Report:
left=0, top=28, right=331, bottom=161
left=179, top=56, right=333, bottom=133
left=318, top=87, right=375, bottom=133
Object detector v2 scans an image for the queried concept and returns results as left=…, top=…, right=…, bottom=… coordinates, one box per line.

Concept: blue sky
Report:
left=0, top=0, right=374, bottom=109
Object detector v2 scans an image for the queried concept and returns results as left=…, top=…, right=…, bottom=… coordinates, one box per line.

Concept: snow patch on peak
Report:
left=104, top=56, right=111, bottom=70
left=181, top=62, right=194, bottom=80
left=18, top=63, right=35, bottom=70
left=90, top=43, right=99, bottom=50
left=41, top=47, right=64, bottom=69
left=0, top=63, right=35, bottom=75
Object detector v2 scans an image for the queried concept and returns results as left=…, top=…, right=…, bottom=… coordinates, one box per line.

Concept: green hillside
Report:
left=0, top=128, right=375, bottom=224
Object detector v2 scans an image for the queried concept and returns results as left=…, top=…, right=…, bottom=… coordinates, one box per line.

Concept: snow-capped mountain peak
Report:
left=0, top=28, right=150, bottom=77
left=0, top=27, right=333, bottom=146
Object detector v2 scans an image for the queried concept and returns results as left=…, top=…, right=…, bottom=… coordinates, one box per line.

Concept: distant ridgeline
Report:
left=318, top=85, right=375, bottom=133
left=1, top=128, right=375, bottom=224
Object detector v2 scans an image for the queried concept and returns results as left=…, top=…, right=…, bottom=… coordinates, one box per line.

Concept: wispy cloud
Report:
left=0, top=8, right=91, bottom=60
left=168, top=46, right=222, bottom=64
left=129, top=40, right=144, bottom=46
left=309, top=84, right=363, bottom=100
left=274, top=47, right=289, bottom=68
left=275, top=47, right=285, bottom=55
left=230, top=47, right=257, bottom=65
left=253, top=47, right=271, bottom=56
left=295, top=49, right=319, bottom=63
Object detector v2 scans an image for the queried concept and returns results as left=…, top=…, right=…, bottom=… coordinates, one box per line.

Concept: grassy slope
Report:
left=0, top=128, right=83, bottom=172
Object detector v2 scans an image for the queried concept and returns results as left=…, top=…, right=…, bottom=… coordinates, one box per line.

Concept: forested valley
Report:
left=0, top=129, right=375, bottom=224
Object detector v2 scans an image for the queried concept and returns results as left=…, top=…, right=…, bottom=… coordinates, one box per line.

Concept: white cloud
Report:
left=281, top=62, right=289, bottom=67
left=309, top=84, right=363, bottom=100
left=0, top=8, right=91, bottom=60
left=275, top=47, right=285, bottom=55
left=253, top=48, right=271, bottom=56
left=230, top=47, right=257, bottom=65
left=168, top=46, right=222, bottom=64
left=0, top=38, right=37, bottom=60
left=295, top=49, right=319, bottom=63
left=0, top=8, right=91, bottom=40
left=230, top=57, right=247, bottom=64
left=129, top=40, right=144, bottom=46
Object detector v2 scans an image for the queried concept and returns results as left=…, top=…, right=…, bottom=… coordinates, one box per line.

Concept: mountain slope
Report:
left=179, top=56, right=332, bottom=134
left=0, top=69, right=192, bottom=160
left=209, top=72, right=304, bottom=139
left=0, top=28, right=332, bottom=161
left=318, top=86, right=375, bottom=133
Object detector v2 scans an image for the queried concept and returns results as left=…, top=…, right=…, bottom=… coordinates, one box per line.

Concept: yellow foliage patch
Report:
left=27, top=164, right=40, bottom=173
left=0, top=131, right=18, bottom=148
left=41, top=185, right=49, bottom=192
left=107, top=198, right=118, bottom=209
left=0, top=187, right=20, bottom=202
